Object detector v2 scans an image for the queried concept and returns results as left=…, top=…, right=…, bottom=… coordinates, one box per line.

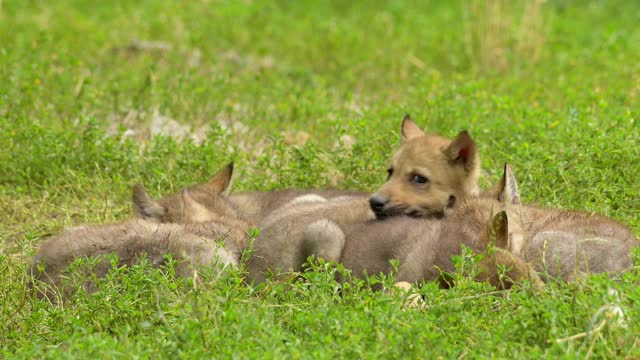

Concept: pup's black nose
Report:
left=369, top=195, right=387, bottom=213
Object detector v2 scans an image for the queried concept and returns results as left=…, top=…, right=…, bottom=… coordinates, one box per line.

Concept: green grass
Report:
left=1, top=0, right=640, bottom=357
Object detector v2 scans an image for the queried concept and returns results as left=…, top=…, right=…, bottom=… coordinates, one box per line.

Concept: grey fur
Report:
left=132, top=174, right=368, bottom=225
left=32, top=165, right=252, bottom=302
left=246, top=197, right=375, bottom=284
left=245, top=191, right=538, bottom=289
left=29, top=219, right=248, bottom=302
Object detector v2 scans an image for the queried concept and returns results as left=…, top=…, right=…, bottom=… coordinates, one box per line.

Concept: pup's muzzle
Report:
left=369, top=194, right=388, bottom=219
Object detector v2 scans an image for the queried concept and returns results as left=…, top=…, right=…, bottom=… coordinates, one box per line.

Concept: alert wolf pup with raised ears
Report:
left=369, top=115, right=481, bottom=220
left=371, top=157, right=638, bottom=282
left=368, top=117, right=638, bottom=281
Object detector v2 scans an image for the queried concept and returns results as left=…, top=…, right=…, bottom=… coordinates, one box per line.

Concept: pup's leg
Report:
left=393, top=281, right=426, bottom=309
left=477, top=248, right=544, bottom=292
left=312, top=197, right=376, bottom=226
left=286, top=194, right=328, bottom=206
left=302, top=219, right=346, bottom=263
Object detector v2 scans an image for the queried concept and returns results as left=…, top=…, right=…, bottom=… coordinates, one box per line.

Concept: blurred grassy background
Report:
left=1, top=0, right=639, bottom=357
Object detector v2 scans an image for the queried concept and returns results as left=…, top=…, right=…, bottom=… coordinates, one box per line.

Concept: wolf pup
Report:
left=132, top=163, right=244, bottom=224
left=369, top=163, right=637, bottom=282
left=495, top=166, right=639, bottom=281
left=246, top=165, right=542, bottom=290
left=30, top=167, right=251, bottom=302
left=369, top=115, right=481, bottom=219
left=132, top=162, right=368, bottom=224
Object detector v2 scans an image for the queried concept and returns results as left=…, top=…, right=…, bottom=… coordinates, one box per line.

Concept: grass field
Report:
left=2, top=0, right=640, bottom=357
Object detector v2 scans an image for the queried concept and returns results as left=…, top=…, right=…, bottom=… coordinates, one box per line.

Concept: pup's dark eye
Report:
left=387, top=167, right=394, bottom=179
left=410, top=174, right=429, bottom=184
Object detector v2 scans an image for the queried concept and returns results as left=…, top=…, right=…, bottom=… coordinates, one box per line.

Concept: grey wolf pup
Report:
left=246, top=164, right=542, bottom=290
left=30, top=165, right=250, bottom=302
left=133, top=163, right=368, bottom=224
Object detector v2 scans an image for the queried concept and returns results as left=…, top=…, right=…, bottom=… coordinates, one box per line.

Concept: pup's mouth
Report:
left=374, top=205, right=445, bottom=220
left=403, top=207, right=445, bottom=219
left=372, top=206, right=403, bottom=221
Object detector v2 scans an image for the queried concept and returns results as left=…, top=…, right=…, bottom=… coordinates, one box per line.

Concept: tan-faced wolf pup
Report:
left=369, top=115, right=481, bottom=219
left=372, top=159, right=638, bottom=282
left=30, top=164, right=251, bottom=303
left=132, top=163, right=368, bottom=225
left=246, top=164, right=543, bottom=290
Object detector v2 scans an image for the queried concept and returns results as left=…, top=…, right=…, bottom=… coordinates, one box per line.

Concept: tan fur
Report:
left=370, top=115, right=481, bottom=219
left=303, top=220, right=346, bottom=265
left=251, top=162, right=637, bottom=288
left=223, top=189, right=370, bottom=224
left=374, top=118, right=637, bottom=280
left=462, top=164, right=638, bottom=281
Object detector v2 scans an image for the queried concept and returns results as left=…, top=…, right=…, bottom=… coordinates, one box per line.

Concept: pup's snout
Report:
left=369, top=194, right=388, bottom=214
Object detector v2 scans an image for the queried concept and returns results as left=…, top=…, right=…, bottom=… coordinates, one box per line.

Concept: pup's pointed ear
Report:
left=443, top=130, right=477, bottom=170
left=180, top=188, right=205, bottom=221
left=490, top=210, right=509, bottom=249
left=132, top=184, right=166, bottom=218
left=401, top=114, right=424, bottom=142
left=207, top=162, right=234, bottom=196
left=497, top=163, right=520, bottom=205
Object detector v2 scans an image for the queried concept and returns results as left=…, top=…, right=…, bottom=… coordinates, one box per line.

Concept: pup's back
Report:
left=246, top=195, right=375, bottom=284
left=520, top=206, right=637, bottom=281
left=31, top=164, right=252, bottom=302
left=230, top=189, right=368, bottom=223
left=132, top=162, right=368, bottom=224
left=255, top=165, right=536, bottom=289
left=337, top=191, right=529, bottom=288
left=30, top=219, right=238, bottom=302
